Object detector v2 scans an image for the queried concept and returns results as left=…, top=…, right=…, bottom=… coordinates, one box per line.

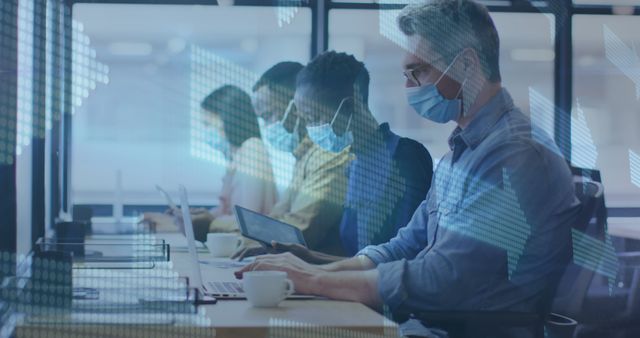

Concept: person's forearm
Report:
left=308, top=252, right=344, bottom=265
left=321, top=255, right=375, bottom=272
left=310, top=269, right=382, bottom=310
left=210, top=206, right=224, bottom=218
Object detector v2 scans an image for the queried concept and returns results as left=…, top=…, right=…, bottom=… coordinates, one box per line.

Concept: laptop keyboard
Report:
left=207, top=281, right=244, bottom=294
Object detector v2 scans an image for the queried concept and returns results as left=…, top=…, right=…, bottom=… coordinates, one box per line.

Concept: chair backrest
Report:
left=570, top=166, right=608, bottom=238
left=626, top=264, right=640, bottom=316
left=572, top=178, right=605, bottom=232
left=551, top=166, right=607, bottom=320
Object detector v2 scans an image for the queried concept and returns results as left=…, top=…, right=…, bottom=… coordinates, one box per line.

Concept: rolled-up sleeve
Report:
left=375, top=241, right=493, bottom=312
left=377, top=250, right=471, bottom=312
left=376, top=259, right=411, bottom=310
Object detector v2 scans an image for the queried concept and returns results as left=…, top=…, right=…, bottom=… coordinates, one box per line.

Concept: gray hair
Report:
left=398, top=0, right=501, bottom=82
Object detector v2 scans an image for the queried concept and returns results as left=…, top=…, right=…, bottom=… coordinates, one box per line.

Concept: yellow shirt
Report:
left=208, top=137, right=350, bottom=256
left=269, top=137, right=350, bottom=256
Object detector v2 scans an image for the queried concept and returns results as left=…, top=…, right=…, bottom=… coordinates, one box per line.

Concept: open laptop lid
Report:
left=178, top=185, right=204, bottom=290
left=156, top=184, right=178, bottom=210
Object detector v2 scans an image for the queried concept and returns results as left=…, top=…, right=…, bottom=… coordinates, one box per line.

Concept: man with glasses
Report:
left=237, top=1, right=578, bottom=337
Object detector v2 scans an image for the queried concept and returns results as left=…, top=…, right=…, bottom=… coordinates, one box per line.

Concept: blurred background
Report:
left=5, top=0, right=640, bottom=255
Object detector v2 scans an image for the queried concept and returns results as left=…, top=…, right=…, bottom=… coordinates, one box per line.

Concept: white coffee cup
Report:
left=206, top=233, right=242, bottom=257
left=243, top=271, right=294, bottom=307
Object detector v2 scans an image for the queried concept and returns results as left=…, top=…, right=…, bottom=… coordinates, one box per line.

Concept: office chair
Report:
left=400, top=170, right=606, bottom=338
left=573, top=246, right=640, bottom=338
left=551, top=176, right=605, bottom=321
left=554, top=167, right=640, bottom=338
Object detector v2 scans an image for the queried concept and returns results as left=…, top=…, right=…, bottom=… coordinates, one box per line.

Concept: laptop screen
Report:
left=179, top=186, right=204, bottom=290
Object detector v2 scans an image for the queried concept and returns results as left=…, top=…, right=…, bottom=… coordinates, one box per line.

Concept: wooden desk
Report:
left=608, top=217, right=640, bottom=241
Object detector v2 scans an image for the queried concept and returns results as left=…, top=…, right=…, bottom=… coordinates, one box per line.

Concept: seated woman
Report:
left=146, top=85, right=277, bottom=241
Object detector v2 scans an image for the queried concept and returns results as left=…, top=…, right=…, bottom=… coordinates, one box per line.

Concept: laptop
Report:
left=156, top=184, right=178, bottom=210
left=178, top=186, right=314, bottom=300
left=178, top=186, right=218, bottom=303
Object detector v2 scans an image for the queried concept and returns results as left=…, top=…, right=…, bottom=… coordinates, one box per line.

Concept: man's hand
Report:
left=164, top=207, right=209, bottom=217
left=142, top=212, right=178, bottom=232
left=233, top=252, right=383, bottom=309
left=234, top=252, right=324, bottom=295
left=231, top=240, right=275, bottom=260
left=270, top=241, right=337, bottom=265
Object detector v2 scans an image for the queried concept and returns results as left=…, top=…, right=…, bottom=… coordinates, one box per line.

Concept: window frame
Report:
left=48, top=0, right=640, bottom=221
left=0, top=0, right=18, bottom=258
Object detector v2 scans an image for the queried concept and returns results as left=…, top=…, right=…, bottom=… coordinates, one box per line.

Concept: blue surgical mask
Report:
left=264, top=100, right=300, bottom=153
left=307, top=97, right=353, bottom=153
left=205, top=127, right=231, bottom=158
left=406, top=53, right=466, bottom=124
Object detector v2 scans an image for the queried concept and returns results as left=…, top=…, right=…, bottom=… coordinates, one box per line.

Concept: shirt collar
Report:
left=353, top=123, right=400, bottom=157
left=380, top=122, right=401, bottom=155
left=448, top=88, right=514, bottom=151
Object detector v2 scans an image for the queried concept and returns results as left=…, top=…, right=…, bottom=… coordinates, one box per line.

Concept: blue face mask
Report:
left=264, top=100, right=300, bottom=153
left=405, top=53, right=466, bottom=124
left=307, top=97, right=353, bottom=153
left=205, top=127, right=231, bottom=158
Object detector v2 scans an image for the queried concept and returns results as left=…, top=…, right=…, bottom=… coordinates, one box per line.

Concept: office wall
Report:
left=68, top=3, right=640, bottom=209
left=71, top=4, right=310, bottom=207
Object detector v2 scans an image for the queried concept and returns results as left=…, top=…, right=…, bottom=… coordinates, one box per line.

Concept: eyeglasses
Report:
left=403, top=65, right=430, bottom=87
left=402, top=56, right=448, bottom=87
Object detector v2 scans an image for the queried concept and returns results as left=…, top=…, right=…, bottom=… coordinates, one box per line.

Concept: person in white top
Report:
left=201, top=85, right=277, bottom=236
left=145, top=85, right=277, bottom=241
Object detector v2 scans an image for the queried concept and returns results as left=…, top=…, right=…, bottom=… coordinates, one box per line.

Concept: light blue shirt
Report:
left=359, top=88, right=580, bottom=315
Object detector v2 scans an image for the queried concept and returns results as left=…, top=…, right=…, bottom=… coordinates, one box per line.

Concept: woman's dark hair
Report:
left=201, top=85, right=261, bottom=147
